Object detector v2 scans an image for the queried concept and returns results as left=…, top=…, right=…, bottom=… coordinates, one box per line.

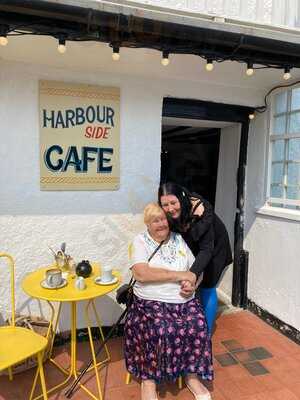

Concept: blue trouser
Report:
left=199, top=287, right=218, bottom=334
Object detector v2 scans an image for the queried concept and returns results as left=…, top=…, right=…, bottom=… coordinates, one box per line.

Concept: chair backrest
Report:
left=0, top=253, right=15, bottom=326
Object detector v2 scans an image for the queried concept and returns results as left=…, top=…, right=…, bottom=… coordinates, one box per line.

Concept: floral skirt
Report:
left=124, top=295, right=214, bottom=383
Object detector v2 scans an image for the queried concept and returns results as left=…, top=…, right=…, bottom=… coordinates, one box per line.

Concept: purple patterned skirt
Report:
left=124, top=295, right=214, bottom=383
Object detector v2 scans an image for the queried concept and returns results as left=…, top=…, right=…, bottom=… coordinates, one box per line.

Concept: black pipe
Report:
left=232, top=120, right=249, bottom=307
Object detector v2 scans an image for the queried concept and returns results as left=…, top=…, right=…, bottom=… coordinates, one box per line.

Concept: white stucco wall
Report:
left=245, top=113, right=300, bottom=331
left=215, top=124, right=241, bottom=298
left=0, top=56, right=264, bottom=330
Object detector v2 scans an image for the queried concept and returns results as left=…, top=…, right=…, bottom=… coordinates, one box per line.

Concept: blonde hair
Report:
left=143, top=202, right=166, bottom=225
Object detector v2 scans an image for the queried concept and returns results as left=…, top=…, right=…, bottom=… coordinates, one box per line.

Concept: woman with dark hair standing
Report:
left=158, top=182, right=233, bottom=334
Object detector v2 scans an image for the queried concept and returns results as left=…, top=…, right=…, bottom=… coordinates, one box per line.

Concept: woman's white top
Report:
left=130, top=231, right=199, bottom=303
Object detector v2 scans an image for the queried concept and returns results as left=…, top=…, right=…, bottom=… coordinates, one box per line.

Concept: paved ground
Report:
left=1, top=310, right=300, bottom=400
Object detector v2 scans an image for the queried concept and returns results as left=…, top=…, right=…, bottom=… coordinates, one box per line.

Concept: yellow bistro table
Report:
left=22, top=264, right=120, bottom=400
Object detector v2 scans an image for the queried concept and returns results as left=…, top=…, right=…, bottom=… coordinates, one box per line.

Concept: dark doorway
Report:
left=161, top=127, right=220, bottom=207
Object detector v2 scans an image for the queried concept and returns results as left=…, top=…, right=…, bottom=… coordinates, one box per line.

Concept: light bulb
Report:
left=249, top=113, right=255, bottom=120
left=161, top=51, right=169, bottom=66
left=246, top=68, right=254, bottom=76
left=57, top=38, right=66, bottom=54
left=206, top=59, right=214, bottom=71
left=0, top=35, right=8, bottom=46
left=246, top=62, right=254, bottom=76
left=112, top=46, right=120, bottom=61
left=57, top=44, right=66, bottom=54
left=112, top=52, right=120, bottom=61
left=283, top=67, right=291, bottom=80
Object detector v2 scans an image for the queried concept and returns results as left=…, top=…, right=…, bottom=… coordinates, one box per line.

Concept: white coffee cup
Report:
left=74, top=276, right=86, bottom=290
left=45, top=268, right=63, bottom=288
left=101, top=266, right=113, bottom=283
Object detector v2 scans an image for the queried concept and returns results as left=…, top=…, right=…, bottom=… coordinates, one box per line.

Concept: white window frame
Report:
left=266, top=86, right=300, bottom=210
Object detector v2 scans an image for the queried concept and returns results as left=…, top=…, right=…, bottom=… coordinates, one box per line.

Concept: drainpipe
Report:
left=232, top=120, right=249, bottom=308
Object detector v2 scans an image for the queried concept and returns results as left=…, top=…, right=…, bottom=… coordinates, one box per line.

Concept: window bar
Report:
left=283, top=90, right=291, bottom=207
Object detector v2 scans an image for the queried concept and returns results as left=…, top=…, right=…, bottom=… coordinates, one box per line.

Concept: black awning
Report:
left=163, top=97, right=253, bottom=123
left=1, top=0, right=300, bottom=68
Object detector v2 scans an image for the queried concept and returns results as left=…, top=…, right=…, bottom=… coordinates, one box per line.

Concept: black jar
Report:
left=76, top=260, right=92, bottom=278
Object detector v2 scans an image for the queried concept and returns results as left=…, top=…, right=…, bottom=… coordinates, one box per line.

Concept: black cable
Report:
left=1, top=23, right=300, bottom=77
left=255, top=80, right=300, bottom=113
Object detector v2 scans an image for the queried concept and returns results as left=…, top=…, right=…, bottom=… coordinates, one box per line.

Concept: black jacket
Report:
left=180, top=195, right=233, bottom=288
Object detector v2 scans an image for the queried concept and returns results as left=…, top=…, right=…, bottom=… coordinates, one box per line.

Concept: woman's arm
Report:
left=132, top=263, right=196, bottom=285
left=189, top=195, right=214, bottom=239
left=189, top=224, right=214, bottom=278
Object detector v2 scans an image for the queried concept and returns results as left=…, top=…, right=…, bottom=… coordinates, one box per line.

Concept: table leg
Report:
left=32, top=300, right=110, bottom=400
left=30, top=301, right=62, bottom=400
left=47, top=301, right=60, bottom=358
left=75, top=300, right=103, bottom=400
left=84, top=300, right=111, bottom=372
left=70, top=301, right=77, bottom=376
left=48, top=302, right=69, bottom=375
left=31, top=302, right=75, bottom=400
left=90, top=300, right=110, bottom=366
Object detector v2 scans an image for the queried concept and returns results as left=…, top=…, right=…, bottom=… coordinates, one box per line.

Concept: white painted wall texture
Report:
left=126, top=0, right=300, bottom=29
left=245, top=113, right=300, bottom=331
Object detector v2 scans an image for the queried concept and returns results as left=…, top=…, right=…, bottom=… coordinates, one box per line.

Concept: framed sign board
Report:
left=39, top=80, right=120, bottom=190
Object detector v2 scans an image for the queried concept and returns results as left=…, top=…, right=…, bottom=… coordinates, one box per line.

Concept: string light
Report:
left=112, top=46, right=120, bottom=61
left=57, top=37, right=66, bottom=54
left=0, top=34, right=8, bottom=46
left=283, top=67, right=291, bottom=80
left=206, top=59, right=214, bottom=71
left=0, top=22, right=297, bottom=83
left=246, top=62, right=254, bottom=76
left=0, top=25, right=8, bottom=46
left=161, top=51, right=170, bottom=66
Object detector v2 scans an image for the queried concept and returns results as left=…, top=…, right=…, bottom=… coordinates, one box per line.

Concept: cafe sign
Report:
left=39, top=80, right=120, bottom=190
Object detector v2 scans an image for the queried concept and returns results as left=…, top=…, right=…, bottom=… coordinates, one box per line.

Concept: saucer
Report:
left=40, top=278, right=68, bottom=289
left=94, top=276, right=118, bottom=286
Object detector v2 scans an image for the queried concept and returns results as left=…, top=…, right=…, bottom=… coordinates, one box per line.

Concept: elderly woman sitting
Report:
left=124, top=203, right=213, bottom=400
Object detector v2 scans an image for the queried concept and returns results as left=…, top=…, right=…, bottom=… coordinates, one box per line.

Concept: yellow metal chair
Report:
left=0, top=253, right=49, bottom=399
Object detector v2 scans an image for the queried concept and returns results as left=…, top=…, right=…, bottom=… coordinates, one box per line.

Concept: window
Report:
left=268, top=87, right=300, bottom=209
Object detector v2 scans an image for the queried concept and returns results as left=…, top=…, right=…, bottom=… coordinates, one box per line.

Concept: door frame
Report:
left=162, top=97, right=254, bottom=308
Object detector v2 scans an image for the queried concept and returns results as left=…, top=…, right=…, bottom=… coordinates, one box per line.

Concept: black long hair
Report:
left=158, top=182, right=193, bottom=231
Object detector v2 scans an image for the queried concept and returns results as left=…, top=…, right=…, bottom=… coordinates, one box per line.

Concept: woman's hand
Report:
left=180, top=280, right=195, bottom=298
left=190, top=197, right=205, bottom=217
left=179, top=271, right=196, bottom=286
